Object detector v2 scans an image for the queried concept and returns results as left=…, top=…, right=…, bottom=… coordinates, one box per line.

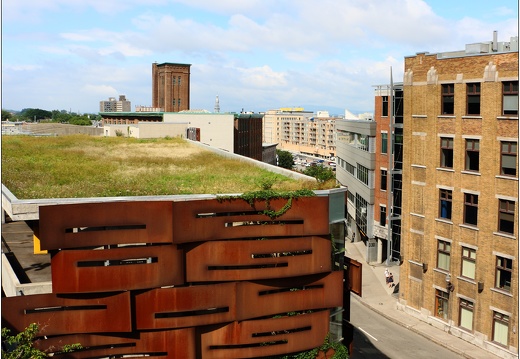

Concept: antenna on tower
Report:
left=214, top=95, right=220, bottom=113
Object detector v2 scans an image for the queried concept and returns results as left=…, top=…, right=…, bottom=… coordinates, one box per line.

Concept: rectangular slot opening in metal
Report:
left=258, top=284, right=324, bottom=296
left=208, top=263, right=288, bottom=270
left=25, top=304, right=107, bottom=314
left=65, top=224, right=146, bottom=233
left=209, top=340, right=288, bottom=350
left=224, top=220, right=304, bottom=227
left=77, top=257, right=158, bottom=267
left=155, top=306, right=229, bottom=318
left=252, top=250, right=312, bottom=259
left=252, top=325, right=312, bottom=337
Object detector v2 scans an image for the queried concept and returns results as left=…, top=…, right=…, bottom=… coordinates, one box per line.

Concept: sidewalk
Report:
left=345, top=240, right=503, bottom=359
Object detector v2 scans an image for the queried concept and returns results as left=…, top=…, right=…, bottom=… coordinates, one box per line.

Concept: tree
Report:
left=1, top=323, right=81, bottom=358
left=277, top=150, right=294, bottom=169
left=2, top=109, right=13, bottom=122
left=20, top=108, right=52, bottom=122
left=303, top=164, right=335, bottom=183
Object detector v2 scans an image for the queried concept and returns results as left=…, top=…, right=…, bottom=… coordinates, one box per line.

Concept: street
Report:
left=348, top=293, right=464, bottom=359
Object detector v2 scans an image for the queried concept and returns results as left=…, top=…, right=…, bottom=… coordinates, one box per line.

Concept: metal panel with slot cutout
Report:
left=172, top=197, right=329, bottom=243
left=1, top=292, right=131, bottom=336
left=51, top=245, right=184, bottom=293
left=199, top=310, right=329, bottom=359
left=39, top=201, right=173, bottom=250
left=185, top=236, right=331, bottom=282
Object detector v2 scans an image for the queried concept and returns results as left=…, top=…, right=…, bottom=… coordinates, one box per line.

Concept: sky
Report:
left=2, top=0, right=518, bottom=115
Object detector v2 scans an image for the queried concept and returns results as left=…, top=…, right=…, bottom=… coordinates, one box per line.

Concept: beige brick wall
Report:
left=401, top=50, right=518, bottom=354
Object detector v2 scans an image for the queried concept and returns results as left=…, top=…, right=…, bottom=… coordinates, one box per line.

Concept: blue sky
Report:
left=2, top=0, right=518, bottom=115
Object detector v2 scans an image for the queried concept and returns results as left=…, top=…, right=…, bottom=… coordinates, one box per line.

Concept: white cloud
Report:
left=238, top=65, right=287, bottom=88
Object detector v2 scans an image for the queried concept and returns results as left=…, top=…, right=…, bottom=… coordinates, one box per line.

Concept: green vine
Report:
left=278, top=333, right=349, bottom=359
left=217, top=180, right=315, bottom=220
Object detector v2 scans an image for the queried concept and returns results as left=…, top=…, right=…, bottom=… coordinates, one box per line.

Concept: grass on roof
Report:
left=1, top=135, right=335, bottom=199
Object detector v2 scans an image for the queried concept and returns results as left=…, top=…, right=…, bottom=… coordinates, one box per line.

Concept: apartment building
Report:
left=399, top=34, right=518, bottom=358
left=262, top=108, right=337, bottom=158
left=335, top=113, right=377, bottom=261
left=152, top=62, right=191, bottom=112
left=99, top=95, right=131, bottom=112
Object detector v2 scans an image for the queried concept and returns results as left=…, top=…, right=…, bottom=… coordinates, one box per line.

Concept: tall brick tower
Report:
left=152, top=62, right=191, bottom=112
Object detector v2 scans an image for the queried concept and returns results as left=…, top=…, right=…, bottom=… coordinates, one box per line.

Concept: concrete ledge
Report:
left=1, top=253, right=52, bottom=296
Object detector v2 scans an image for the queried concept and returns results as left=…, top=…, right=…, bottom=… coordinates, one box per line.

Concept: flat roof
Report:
left=154, top=62, right=191, bottom=67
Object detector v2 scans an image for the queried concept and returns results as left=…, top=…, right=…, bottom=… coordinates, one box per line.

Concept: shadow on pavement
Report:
left=350, top=327, right=390, bottom=359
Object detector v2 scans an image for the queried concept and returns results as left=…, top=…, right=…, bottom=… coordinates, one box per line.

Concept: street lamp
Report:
left=445, top=273, right=454, bottom=292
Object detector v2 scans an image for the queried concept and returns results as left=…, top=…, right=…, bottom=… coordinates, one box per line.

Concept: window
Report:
left=501, top=141, right=517, bottom=176
left=178, top=99, right=181, bottom=106
left=459, top=299, right=474, bottom=331
left=439, top=189, right=452, bottom=220
left=465, top=139, right=480, bottom=171
left=461, top=247, right=476, bottom=279
left=357, top=164, right=368, bottom=185
left=178, top=76, right=181, bottom=85
left=493, top=312, right=510, bottom=346
left=440, top=137, right=454, bottom=168
left=382, top=96, right=388, bottom=116
left=437, top=240, right=451, bottom=271
left=442, top=84, right=454, bottom=115
left=381, top=133, right=388, bottom=154
left=466, top=83, right=481, bottom=115
left=435, top=289, right=449, bottom=320
left=463, top=193, right=478, bottom=226
left=498, top=199, right=515, bottom=234
left=345, top=161, right=355, bottom=176
left=380, top=206, right=386, bottom=226
left=503, top=81, right=518, bottom=115
left=495, top=256, right=512, bottom=292
left=380, top=170, right=387, bottom=191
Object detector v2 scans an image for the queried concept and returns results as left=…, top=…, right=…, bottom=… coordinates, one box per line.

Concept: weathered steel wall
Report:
left=2, top=197, right=343, bottom=358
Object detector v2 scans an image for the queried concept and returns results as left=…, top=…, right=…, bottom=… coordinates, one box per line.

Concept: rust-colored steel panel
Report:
left=199, top=310, right=329, bottom=359
left=185, top=236, right=331, bottom=282
left=135, top=283, right=237, bottom=330
left=39, top=201, right=173, bottom=250
left=236, top=271, right=343, bottom=321
left=33, top=329, right=196, bottom=359
left=1, top=292, right=131, bottom=336
left=172, top=197, right=329, bottom=244
left=51, top=245, right=184, bottom=293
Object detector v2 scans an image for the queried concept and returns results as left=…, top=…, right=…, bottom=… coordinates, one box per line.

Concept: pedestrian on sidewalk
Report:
left=388, top=272, right=394, bottom=288
left=385, top=268, right=390, bottom=285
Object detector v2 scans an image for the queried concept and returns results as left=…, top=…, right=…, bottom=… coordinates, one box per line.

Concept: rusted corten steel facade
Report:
left=2, top=196, right=343, bottom=358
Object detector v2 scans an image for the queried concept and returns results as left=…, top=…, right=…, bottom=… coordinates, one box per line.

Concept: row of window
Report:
left=337, top=130, right=371, bottom=152
left=435, top=292, right=510, bottom=347
left=438, top=190, right=515, bottom=235
left=436, top=243, right=512, bottom=292
left=338, top=157, right=371, bottom=186
left=440, top=138, right=517, bottom=176
left=441, top=81, right=518, bottom=116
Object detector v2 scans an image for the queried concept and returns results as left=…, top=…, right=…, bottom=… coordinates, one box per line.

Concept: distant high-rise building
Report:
left=152, top=62, right=191, bottom=112
left=214, top=95, right=220, bottom=113
left=100, top=95, right=131, bottom=112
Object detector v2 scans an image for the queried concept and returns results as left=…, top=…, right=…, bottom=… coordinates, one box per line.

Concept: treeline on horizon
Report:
left=2, top=108, right=101, bottom=126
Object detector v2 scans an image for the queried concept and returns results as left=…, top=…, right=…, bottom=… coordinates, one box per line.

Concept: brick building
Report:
left=152, top=62, right=191, bottom=112
left=399, top=34, right=518, bottom=358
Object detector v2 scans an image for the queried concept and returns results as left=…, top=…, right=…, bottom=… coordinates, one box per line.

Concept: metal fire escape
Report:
left=386, top=69, right=403, bottom=265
